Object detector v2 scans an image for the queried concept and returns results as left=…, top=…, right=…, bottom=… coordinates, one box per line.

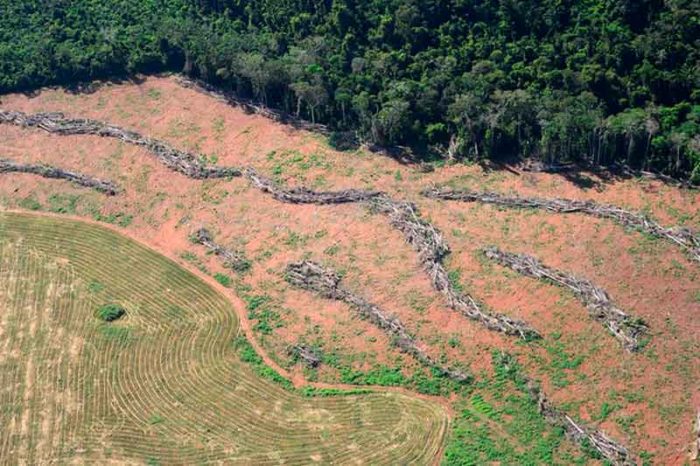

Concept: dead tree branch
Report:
left=423, top=186, right=700, bottom=263
left=0, top=158, right=119, bottom=195
left=285, top=260, right=470, bottom=383
left=483, top=246, right=648, bottom=352
left=192, top=228, right=250, bottom=272
left=369, top=196, right=541, bottom=340
left=0, top=110, right=242, bottom=179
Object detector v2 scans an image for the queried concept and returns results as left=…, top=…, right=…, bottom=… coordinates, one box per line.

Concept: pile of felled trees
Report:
left=285, top=260, right=470, bottom=383
left=423, top=186, right=700, bottom=264
left=0, top=158, right=119, bottom=195
left=287, top=344, right=323, bottom=368
left=0, top=110, right=241, bottom=179
left=369, top=196, right=541, bottom=340
left=243, top=168, right=381, bottom=204
left=527, top=380, right=635, bottom=465
left=192, top=228, right=250, bottom=272
left=483, top=246, right=648, bottom=352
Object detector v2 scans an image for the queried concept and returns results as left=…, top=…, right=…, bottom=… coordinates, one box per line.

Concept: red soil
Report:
left=1, top=75, right=698, bottom=463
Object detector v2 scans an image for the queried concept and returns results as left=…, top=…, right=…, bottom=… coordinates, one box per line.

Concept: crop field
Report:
left=0, top=212, right=448, bottom=464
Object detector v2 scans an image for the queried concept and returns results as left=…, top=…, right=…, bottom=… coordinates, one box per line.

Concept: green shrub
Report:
left=214, top=272, right=232, bottom=287
left=97, top=304, right=126, bottom=322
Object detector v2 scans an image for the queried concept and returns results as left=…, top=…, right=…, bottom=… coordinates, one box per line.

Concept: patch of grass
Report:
left=179, top=251, right=209, bottom=274
left=534, top=337, right=586, bottom=388
left=97, top=304, right=126, bottom=322
left=94, top=211, right=133, bottom=227
left=87, top=280, right=105, bottom=293
left=146, top=88, right=161, bottom=100
left=99, top=325, right=134, bottom=346
left=593, top=401, right=620, bottom=421
left=212, top=116, right=225, bottom=138
left=448, top=336, right=461, bottom=348
left=330, top=355, right=467, bottom=396
left=234, top=336, right=293, bottom=390
left=444, top=351, right=595, bottom=465
left=284, top=230, right=308, bottom=248
left=18, top=196, right=41, bottom=211
left=324, top=244, right=340, bottom=256
left=243, top=294, right=283, bottom=335
left=214, top=272, right=232, bottom=287
left=405, top=290, right=431, bottom=315
left=48, top=194, right=79, bottom=214
left=148, top=414, right=165, bottom=425
left=447, top=268, right=465, bottom=294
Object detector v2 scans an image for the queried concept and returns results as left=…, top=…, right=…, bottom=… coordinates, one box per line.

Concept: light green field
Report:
left=0, top=212, right=448, bottom=464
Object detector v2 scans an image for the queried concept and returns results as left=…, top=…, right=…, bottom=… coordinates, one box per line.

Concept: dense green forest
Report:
left=1, top=1, right=699, bottom=181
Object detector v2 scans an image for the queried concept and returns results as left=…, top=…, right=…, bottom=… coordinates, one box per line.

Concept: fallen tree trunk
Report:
left=287, top=344, right=323, bottom=368
left=243, top=168, right=382, bottom=204
left=285, top=260, right=470, bottom=383
left=0, top=110, right=242, bottom=179
left=0, top=158, right=119, bottom=195
left=527, top=380, right=636, bottom=465
left=192, top=228, right=250, bottom=272
left=423, top=186, right=700, bottom=264
left=369, top=196, right=541, bottom=340
left=483, top=246, right=648, bottom=352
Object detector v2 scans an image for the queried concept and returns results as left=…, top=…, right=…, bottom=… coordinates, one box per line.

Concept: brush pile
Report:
left=0, top=110, right=242, bottom=179
left=192, top=228, right=250, bottom=272
left=0, top=158, right=119, bottom=195
left=369, top=196, right=541, bottom=340
left=483, top=246, right=648, bottom=352
left=243, top=168, right=382, bottom=204
left=287, top=344, right=323, bottom=368
left=423, top=186, right=700, bottom=263
left=526, top=380, right=636, bottom=465
left=285, top=260, right=470, bottom=383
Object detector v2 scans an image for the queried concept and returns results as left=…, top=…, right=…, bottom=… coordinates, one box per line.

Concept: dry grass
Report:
left=0, top=212, right=447, bottom=464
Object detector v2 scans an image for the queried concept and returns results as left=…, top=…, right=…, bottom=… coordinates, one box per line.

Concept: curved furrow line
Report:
left=0, top=212, right=448, bottom=464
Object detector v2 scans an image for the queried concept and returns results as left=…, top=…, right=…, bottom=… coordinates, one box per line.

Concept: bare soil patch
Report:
left=1, top=75, right=698, bottom=463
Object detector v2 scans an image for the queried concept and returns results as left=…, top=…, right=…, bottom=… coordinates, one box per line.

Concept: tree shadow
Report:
left=20, top=75, right=148, bottom=99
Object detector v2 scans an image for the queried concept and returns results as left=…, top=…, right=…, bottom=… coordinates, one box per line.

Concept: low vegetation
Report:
left=97, top=303, right=126, bottom=322
left=0, top=212, right=448, bottom=464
